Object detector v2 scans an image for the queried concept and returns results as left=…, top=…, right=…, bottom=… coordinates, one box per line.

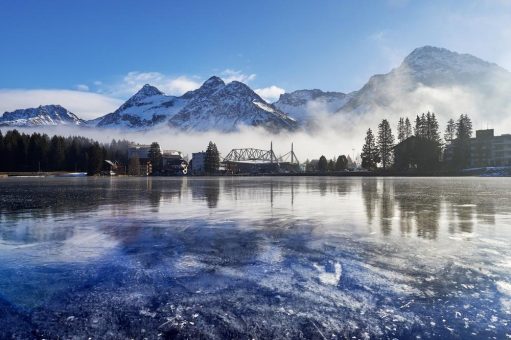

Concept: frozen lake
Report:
left=0, top=177, right=510, bottom=339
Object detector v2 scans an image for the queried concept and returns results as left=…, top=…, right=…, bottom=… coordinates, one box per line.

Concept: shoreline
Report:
left=0, top=172, right=506, bottom=178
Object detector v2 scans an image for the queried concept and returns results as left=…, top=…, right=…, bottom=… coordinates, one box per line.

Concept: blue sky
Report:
left=1, top=0, right=510, bottom=118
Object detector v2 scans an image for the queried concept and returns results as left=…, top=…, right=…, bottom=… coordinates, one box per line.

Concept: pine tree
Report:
left=204, top=141, right=220, bottom=175
left=14, top=132, right=29, bottom=171
left=86, top=142, right=103, bottom=175
left=327, top=159, right=335, bottom=172
left=3, top=130, right=19, bottom=171
left=456, top=114, right=473, bottom=141
left=414, top=114, right=428, bottom=138
left=444, top=118, right=456, bottom=144
left=427, top=112, right=441, bottom=145
left=335, top=155, right=348, bottom=171
left=377, top=119, right=395, bottom=170
left=452, top=114, right=473, bottom=169
left=361, top=129, right=380, bottom=170
left=148, top=142, right=162, bottom=174
left=397, top=117, right=406, bottom=143
left=49, top=135, right=65, bottom=171
left=318, top=155, right=328, bottom=172
left=404, top=117, right=412, bottom=139
left=414, top=115, right=422, bottom=137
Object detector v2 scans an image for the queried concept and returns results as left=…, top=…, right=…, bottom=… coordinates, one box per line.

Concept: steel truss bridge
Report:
left=222, top=144, right=299, bottom=165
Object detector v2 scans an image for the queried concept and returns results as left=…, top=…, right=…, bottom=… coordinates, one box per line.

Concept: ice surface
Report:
left=0, top=177, right=510, bottom=338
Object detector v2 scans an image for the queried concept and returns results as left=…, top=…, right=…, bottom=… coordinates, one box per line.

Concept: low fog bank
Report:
left=5, top=125, right=363, bottom=162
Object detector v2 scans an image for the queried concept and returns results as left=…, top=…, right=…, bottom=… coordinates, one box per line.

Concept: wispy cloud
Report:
left=255, top=85, right=285, bottom=103
left=368, top=30, right=407, bottom=71
left=220, top=69, right=256, bottom=83
left=100, top=71, right=202, bottom=98
left=0, top=89, right=123, bottom=120
left=75, top=84, right=90, bottom=91
left=94, top=69, right=258, bottom=98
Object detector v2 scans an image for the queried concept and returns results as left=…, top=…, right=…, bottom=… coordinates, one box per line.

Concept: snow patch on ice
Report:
left=313, top=261, right=342, bottom=286
left=497, top=281, right=511, bottom=296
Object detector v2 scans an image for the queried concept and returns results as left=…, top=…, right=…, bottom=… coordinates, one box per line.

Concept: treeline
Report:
left=0, top=129, right=131, bottom=175
left=360, top=112, right=473, bottom=172
left=304, top=154, right=354, bottom=173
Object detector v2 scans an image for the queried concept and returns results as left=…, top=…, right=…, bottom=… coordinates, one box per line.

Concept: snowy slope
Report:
left=0, top=105, right=85, bottom=127
left=336, top=46, right=511, bottom=116
left=169, top=77, right=297, bottom=132
left=274, top=89, right=351, bottom=124
left=95, top=84, right=187, bottom=129
left=93, top=77, right=297, bottom=132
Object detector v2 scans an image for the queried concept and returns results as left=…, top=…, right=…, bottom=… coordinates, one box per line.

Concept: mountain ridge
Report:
left=0, top=105, right=85, bottom=127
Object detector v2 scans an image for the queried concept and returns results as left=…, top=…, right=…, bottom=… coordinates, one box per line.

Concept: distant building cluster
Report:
left=107, top=142, right=303, bottom=176
left=126, top=144, right=188, bottom=176
left=468, top=129, right=511, bottom=167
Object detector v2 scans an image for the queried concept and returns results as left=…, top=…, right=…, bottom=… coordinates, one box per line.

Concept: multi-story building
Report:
left=190, top=152, right=206, bottom=175
left=161, top=150, right=188, bottom=175
left=469, top=129, right=511, bottom=167
left=127, top=144, right=187, bottom=175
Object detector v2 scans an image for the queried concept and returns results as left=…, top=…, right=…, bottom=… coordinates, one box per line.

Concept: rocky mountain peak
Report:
left=130, top=84, right=164, bottom=101
left=181, top=76, right=225, bottom=99
left=203, top=76, right=225, bottom=88
left=400, top=46, right=499, bottom=80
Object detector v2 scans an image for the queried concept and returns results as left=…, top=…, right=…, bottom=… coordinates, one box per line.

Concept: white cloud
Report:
left=95, top=69, right=259, bottom=99
left=165, top=76, right=202, bottom=95
left=75, top=84, right=89, bottom=91
left=0, top=89, right=123, bottom=120
left=255, top=85, right=286, bottom=103
left=220, top=69, right=256, bottom=83
left=105, top=71, right=202, bottom=97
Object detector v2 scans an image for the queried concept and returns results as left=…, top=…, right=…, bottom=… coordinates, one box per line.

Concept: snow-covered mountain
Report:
left=95, top=76, right=297, bottom=132
left=270, top=46, right=511, bottom=130
left=0, top=105, right=85, bottom=127
left=336, top=46, right=511, bottom=119
left=169, top=77, right=297, bottom=132
left=273, top=89, right=351, bottom=124
left=95, top=84, right=188, bottom=129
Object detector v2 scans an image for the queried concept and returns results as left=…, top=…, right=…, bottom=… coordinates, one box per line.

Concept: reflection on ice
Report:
left=0, top=177, right=511, bottom=338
